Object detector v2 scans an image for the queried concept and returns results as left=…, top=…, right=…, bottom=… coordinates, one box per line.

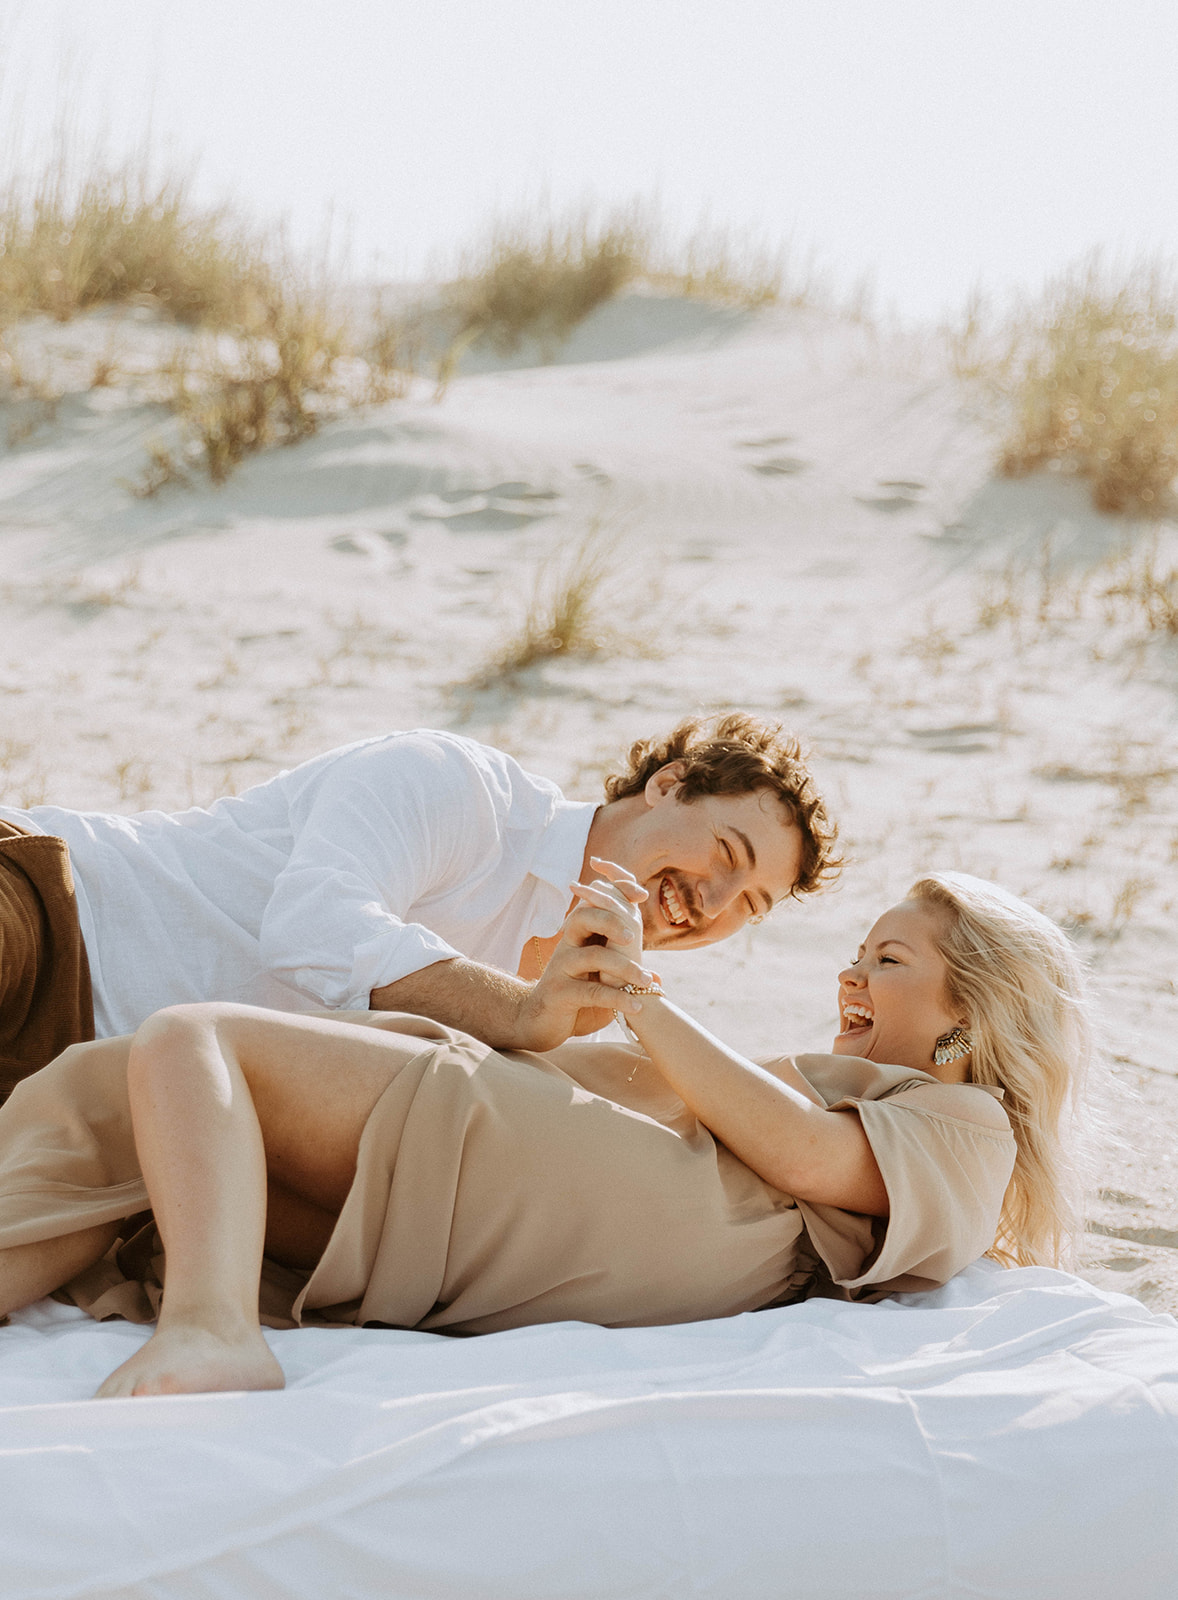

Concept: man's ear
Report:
left=644, top=762, right=685, bottom=807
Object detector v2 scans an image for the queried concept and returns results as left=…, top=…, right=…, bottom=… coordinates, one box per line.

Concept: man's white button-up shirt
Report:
left=1, top=730, right=596, bottom=1038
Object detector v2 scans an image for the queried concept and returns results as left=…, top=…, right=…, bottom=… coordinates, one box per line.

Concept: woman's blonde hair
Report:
left=908, top=872, right=1093, bottom=1268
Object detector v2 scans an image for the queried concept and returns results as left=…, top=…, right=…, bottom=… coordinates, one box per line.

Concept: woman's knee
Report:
left=129, top=1003, right=237, bottom=1062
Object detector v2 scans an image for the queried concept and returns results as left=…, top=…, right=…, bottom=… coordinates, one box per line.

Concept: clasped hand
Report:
left=517, top=858, right=660, bottom=1047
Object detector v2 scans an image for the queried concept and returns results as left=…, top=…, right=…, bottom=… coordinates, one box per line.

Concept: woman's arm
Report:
left=626, top=996, right=887, bottom=1214
left=575, top=876, right=888, bottom=1217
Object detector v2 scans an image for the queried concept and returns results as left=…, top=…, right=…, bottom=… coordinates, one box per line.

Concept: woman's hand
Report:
left=570, top=859, right=647, bottom=959
left=515, top=859, right=656, bottom=1045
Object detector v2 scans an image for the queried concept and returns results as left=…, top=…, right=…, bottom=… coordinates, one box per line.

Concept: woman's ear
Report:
left=644, top=762, right=685, bottom=807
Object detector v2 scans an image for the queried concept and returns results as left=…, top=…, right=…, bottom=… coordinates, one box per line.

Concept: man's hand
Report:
left=369, top=859, right=656, bottom=1053
left=515, top=858, right=656, bottom=1045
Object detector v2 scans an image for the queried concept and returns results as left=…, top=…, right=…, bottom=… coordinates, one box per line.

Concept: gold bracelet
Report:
left=614, top=980, right=664, bottom=1058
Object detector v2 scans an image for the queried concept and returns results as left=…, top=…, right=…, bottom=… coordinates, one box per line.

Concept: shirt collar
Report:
left=529, top=798, right=598, bottom=911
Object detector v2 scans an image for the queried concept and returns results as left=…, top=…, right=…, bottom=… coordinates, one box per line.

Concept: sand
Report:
left=1, top=293, right=1175, bottom=1310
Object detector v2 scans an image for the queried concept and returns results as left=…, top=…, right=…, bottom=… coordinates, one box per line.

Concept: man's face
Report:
left=623, top=774, right=804, bottom=949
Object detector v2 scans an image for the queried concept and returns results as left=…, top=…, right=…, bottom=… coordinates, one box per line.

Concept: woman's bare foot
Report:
left=94, top=1319, right=285, bottom=1398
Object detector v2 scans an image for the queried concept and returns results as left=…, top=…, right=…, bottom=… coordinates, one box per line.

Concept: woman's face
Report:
left=832, top=899, right=968, bottom=1078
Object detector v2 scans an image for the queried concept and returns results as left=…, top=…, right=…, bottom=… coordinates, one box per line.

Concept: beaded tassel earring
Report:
left=933, top=1026, right=973, bottom=1068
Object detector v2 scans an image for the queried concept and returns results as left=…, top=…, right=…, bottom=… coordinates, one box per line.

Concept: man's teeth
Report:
left=661, top=879, right=690, bottom=927
left=843, top=1004, right=873, bottom=1026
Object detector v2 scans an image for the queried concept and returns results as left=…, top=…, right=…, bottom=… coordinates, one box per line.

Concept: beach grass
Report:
left=645, top=219, right=843, bottom=314
left=464, top=527, right=620, bottom=688
left=0, top=134, right=846, bottom=481
left=361, top=290, right=421, bottom=402
left=433, top=203, right=814, bottom=391
left=0, top=152, right=268, bottom=331
left=166, top=265, right=349, bottom=483
left=972, top=529, right=1178, bottom=655
left=988, top=258, right=1178, bottom=514
left=0, top=138, right=380, bottom=482
left=434, top=207, right=648, bottom=389
left=1098, top=534, right=1178, bottom=636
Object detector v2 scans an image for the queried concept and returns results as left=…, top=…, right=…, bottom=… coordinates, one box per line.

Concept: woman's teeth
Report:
left=842, top=1003, right=873, bottom=1030
left=660, top=878, right=691, bottom=928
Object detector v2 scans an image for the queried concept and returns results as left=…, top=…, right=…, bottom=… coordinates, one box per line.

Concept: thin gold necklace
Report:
left=531, top=935, right=550, bottom=976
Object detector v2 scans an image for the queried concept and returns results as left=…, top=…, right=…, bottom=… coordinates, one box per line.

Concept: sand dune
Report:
left=1, top=290, right=1175, bottom=1308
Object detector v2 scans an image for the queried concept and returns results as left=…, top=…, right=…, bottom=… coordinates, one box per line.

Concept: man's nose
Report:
left=698, top=870, right=745, bottom=920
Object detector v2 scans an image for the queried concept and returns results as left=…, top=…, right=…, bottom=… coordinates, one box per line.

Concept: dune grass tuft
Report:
left=972, top=528, right=1178, bottom=653
left=0, top=154, right=269, bottom=329
left=125, top=440, right=189, bottom=499
left=0, top=138, right=409, bottom=484
left=991, top=258, right=1178, bottom=513
left=168, top=270, right=348, bottom=483
left=465, top=529, right=621, bottom=689
left=1099, top=535, right=1178, bottom=635
left=361, top=291, right=421, bottom=403
left=433, top=203, right=811, bottom=391
left=645, top=221, right=790, bottom=311
left=435, top=208, right=647, bottom=387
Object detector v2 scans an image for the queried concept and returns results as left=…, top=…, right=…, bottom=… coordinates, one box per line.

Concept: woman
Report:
left=0, top=866, right=1090, bottom=1399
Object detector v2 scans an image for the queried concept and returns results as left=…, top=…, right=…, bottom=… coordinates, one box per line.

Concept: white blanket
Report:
left=1, top=1261, right=1176, bottom=1600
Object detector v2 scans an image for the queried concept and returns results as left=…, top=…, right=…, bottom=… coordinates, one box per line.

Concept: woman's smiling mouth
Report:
left=839, top=1001, right=874, bottom=1034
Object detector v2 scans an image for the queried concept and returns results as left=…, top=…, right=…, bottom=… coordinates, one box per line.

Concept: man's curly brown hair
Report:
left=603, top=712, right=842, bottom=898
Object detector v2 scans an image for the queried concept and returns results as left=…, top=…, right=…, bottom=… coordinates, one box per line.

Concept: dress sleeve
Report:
left=794, top=1081, right=1017, bottom=1294
left=257, top=735, right=500, bottom=1007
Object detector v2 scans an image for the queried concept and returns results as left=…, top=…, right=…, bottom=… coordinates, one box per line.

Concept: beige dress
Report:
left=0, top=1015, right=1016, bottom=1333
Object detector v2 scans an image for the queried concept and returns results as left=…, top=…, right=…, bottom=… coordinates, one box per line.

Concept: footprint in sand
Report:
left=408, top=480, right=562, bottom=534
left=330, top=528, right=409, bottom=556
left=736, top=436, right=810, bottom=476
left=1099, top=1254, right=1154, bottom=1273
left=907, top=721, right=1005, bottom=754
left=483, top=482, right=561, bottom=502
left=856, top=479, right=926, bottom=512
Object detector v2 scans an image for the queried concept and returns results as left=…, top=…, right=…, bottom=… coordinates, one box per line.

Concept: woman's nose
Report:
left=838, top=965, right=863, bottom=987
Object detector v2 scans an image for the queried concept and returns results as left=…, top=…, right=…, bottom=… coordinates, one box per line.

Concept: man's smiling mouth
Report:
left=659, top=876, right=694, bottom=930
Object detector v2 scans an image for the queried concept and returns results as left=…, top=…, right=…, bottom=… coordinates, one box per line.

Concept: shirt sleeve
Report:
left=793, top=1082, right=1017, bottom=1294
left=257, top=735, right=503, bottom=1007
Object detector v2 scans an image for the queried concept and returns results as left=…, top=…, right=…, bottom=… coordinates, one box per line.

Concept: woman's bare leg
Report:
left=95, top=1007, right=286, bottom=1398
left=94, top=1003, right=408, bottom=1400
left=0, top=1222, right=119, bottom=1320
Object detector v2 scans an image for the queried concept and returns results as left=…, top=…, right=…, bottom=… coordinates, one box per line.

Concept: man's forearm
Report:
left=369, top=881, right=652, bottom=1051
left=369, top=958, right=532, bottom=1048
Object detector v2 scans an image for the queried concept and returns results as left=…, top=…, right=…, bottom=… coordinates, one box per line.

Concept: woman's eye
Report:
left=879, top=955, right=897, bottom=965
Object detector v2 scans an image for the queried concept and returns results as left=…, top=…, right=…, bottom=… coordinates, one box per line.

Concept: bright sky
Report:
left=6, top=0, right=1178, bottom=322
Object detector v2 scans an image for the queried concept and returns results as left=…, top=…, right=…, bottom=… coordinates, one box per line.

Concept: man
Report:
left=0, top=713, right=839, bottom=1094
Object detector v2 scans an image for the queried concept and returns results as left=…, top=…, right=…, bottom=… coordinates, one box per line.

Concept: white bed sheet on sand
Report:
left=1, top=1260, right=1176, bottom=1600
